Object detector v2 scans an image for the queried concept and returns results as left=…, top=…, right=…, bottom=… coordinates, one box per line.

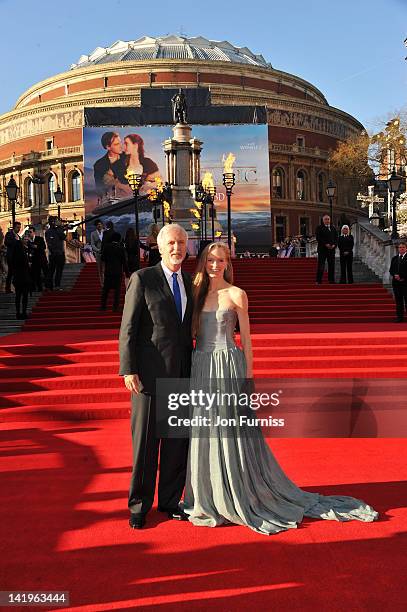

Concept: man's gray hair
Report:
left=157, top=223, right=188, bottom=248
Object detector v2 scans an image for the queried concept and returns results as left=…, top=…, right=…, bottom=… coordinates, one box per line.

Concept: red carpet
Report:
left=1, top=420, right=406, bottom=611
left=1, top=260, right=406, bottom=610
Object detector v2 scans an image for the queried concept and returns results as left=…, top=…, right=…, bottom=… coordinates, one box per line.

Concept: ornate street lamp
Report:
left=195, top=182, right=206, bottom=242
left=388, top=168, right=402, bottom=240
left=222, top=172, right=235, bottom=249
left=6, top=175, right=19, bottom=226
left=205, top=183, right=217, bottom=242
left=326, top=179, right=336, bottom=222
left=29, top=172, right=45, bottom=226
left=126, top=172, right=143, bottom=269
left=148, top=179, right=172, bottom=227
left=54, top=184, right=64, bottom=220
left=126, top=172, right=143, bottom=237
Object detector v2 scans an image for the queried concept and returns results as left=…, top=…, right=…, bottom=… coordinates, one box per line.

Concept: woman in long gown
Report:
left=183, top=242, right=378, bottom=535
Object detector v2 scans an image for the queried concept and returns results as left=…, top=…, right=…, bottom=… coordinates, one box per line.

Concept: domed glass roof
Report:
left=71, top=35, right=271, bottom=69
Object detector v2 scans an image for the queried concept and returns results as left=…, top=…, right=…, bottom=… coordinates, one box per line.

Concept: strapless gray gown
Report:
left=183, top=309, right=378, bottom=535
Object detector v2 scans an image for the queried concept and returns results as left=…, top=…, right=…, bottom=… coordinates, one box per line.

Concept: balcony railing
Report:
left=270, top=143, right=329, bottom=158
left=0, top=145, right=83, bottom=169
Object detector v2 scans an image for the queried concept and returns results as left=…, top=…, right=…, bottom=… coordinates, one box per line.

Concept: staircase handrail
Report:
left=352, top=218, right=396, bottom=284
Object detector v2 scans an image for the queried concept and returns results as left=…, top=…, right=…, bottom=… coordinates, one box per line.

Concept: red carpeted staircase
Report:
left=21, top=259, right=395, bottom=331
left=1, top=260, right=406, bottom=423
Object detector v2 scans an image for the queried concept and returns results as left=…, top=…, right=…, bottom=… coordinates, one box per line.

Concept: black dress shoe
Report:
left=129, top=514, right=146, bottom=529
left=158, top=506, right=189, bottom=521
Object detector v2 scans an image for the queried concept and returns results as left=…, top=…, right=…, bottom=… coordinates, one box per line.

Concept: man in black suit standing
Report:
left=119, top=223, right=193, bottom=529
left=315, top=214, right=338, bottom=284
left=27, top=226, right=48, bottom=291
left=4, top=221, right=21, bottom=292
left=389, top=241, right=407, bottom=322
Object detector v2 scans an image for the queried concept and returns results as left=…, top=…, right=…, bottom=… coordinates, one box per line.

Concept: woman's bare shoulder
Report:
left=228, top=285, right=248, bottom=306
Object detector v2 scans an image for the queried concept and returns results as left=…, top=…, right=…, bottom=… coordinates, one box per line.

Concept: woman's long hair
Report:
left=148, top=223, right=160, bottom=240
left=124, top=134, right=146, bottom=167
left=192, top=242, right=233, bottom=337
left=124, top=227, right=138, bottom=249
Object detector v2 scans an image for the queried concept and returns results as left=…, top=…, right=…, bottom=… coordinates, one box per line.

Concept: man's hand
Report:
left=394, top=274, right=401, bottom=281
left=124, top=374, right=140, bottom=394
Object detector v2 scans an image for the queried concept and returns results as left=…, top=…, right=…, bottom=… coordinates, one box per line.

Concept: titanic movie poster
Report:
left=83, top=124, right=270, bottom=248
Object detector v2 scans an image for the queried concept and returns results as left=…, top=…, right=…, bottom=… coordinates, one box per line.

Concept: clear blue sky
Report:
left=0, top=0, right=405, bottom=130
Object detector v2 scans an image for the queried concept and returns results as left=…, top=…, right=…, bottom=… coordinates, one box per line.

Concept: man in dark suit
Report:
left=389, top=241, right=407, bottom=322
left=315, top=214, right=338, bottom=284
left=27, top=226, right=47, bottom=291
left=119, top=224, right=193, bottom=529
left=4, top=221, right=21, bottom=292
left=90, top=220, right=105, bottom=286
left=100, top=232, right=126, bottom=311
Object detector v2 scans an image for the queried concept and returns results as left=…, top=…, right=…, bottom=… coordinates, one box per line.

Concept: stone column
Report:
left=164, top=123, right=202, bottom=232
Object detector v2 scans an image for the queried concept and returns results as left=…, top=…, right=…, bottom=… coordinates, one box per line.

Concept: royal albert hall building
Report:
left=0, top=35, right=365, bottom=243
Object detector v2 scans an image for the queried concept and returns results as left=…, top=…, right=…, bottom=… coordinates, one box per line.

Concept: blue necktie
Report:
left=172, top=272, right=182, bottom=320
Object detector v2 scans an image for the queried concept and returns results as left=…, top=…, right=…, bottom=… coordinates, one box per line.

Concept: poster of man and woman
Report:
left=83, top=124, right=271, bottom=246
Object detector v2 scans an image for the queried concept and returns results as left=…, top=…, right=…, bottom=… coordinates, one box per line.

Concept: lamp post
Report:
left=205, top=184, right=216, bottom=242
left=6, top=175, right=19, bottom=226
left=223, top=172, right=235, bottom=250
left=30, top=172, right=45, bottom=227
left=126, top=172, right=143, bottom=269
left=54, top=184, right=64, bottom=220
left=388, top=168, right=402, bottom=240
left=126, top=172, right=142, bottom=235
left=149, top=180, right=172, bottom=227
left=162, top=182, right=172, bottom=227
left=195, top=182, right=206, bottom=243
left=326, top=179, right=336, bottom=223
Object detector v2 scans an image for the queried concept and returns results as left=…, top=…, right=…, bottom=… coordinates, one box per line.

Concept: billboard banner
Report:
left=83, top=124, right=270, bottom=247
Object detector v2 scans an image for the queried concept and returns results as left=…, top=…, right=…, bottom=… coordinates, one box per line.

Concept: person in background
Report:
left=45, top=216, right=66, bottom=290
left=101, top=231, right=126, bottom=312
left=27, top=226, right=47, bottom=292
left=11, top=232, right=32, bottom=319
left=338, top=225, right=354, bottom=284
left=101, top=220, right=115, bottom=254
left=90, top=220, right=105, bottom=286
left=145, top=223, right=161, bottom=267
left=389, top=240, right=407, bottom=323
left=0, top=226, right=7, bottom=292
left=4, top=221, right=21, bottom=292
left=124, top=227, right=142, bottom=277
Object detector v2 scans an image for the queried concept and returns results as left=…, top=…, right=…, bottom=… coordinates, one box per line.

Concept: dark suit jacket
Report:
left=338, top=235, right=354, bottom=255
left=29, top=236, right=47, bottom=266
left=315, top=224, right=338, bottom=254
left=102, top=240, right=126, bottom=278
left=390, top=254, right=407, bottom=287
left=11, top=241, right=31, bottom=287
left=119, top=262, right=193, bottom=393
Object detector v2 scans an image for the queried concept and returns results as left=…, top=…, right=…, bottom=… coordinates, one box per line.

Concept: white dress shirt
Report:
left=160, top=261, right=187, bottom=320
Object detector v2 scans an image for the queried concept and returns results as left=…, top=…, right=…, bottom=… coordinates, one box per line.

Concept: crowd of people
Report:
left=1, top=215, right=406, bottom=324
left=88, top=221, right=163, bottom=311
left=0, top=216, right=67, bottom=319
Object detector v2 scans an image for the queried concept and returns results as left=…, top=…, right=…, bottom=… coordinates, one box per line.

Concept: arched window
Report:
left=25, top=177, right=35, bottom=206
left=296, top=170, right=306, bottom=200
left=48, top=174, right=57, bottom=204
left=272, top=168, right=284, bottom=199
left=317, top=173, right=325, bottom=202
left=71, top=170, right=81, bottom=201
